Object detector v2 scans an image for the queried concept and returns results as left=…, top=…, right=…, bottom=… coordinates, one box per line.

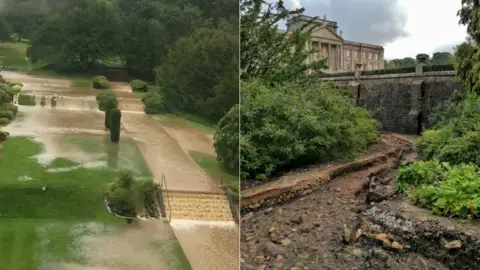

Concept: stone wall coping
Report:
left=323, top=70, right=456, bottom=81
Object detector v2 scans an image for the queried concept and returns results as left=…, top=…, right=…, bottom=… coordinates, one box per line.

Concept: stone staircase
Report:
left=163, top=191, right=233, bottom=222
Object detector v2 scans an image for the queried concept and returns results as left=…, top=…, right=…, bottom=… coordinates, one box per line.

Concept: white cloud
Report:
left=383, top=0, right=467, bottom=59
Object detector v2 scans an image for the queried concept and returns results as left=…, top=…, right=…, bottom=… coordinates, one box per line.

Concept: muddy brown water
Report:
left=2, top=71, right=239, bottom=270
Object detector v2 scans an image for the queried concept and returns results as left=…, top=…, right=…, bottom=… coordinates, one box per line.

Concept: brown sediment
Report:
left=240, top=134, right=413, bottom=212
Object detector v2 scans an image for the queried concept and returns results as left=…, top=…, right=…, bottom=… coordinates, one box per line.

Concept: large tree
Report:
left=153, top=27, right=239, bottom=121
left=431, top=52, right=454, bottom=65
left=28, top=0, right=120, bottom=69
left=240, top=0, right=327, bottom=84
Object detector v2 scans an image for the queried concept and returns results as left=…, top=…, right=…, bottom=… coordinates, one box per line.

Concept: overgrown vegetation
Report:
left=131, top=79, right=147, bottom=92
left=92, top=76, right=110, bottom=90
left=0, top=73, right=19, bottom=128
left=110, top=109, right=121, bottom=143
left=396, top=0, right=480, bottom=219
left=220, top=0, right=378, bottom=182
left=104, top=171, right=160, bottom=220
left=96, top=90, right=118, bottom=129
left=234, top=79, right=379, bottom=180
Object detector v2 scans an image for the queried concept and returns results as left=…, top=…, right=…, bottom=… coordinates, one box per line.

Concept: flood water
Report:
left=1, top=71, right=239, bottom=270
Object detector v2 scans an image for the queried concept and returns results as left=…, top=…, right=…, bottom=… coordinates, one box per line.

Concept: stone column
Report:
left=328, top=44, right=332, bottom=70
left=305, top=41, right=310, bottom=64
left=340, top=45, right=344, bottom=71
left=319, top=42, right=322, bottom=59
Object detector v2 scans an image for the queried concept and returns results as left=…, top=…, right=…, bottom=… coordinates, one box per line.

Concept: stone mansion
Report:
left=283, top=15, right=385, bottom=72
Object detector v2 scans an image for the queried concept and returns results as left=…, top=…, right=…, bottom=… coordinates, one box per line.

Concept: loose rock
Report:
left=444, top=240, right=462, bottom=249
left=265, top=241, right=286, bottom=256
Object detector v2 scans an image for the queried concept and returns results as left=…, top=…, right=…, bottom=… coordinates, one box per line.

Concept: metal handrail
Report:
left=161, top=174, right=172, bottom=222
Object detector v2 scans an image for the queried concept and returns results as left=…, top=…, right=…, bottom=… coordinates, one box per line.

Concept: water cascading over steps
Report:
left=163, top=191, right=234, bottom=222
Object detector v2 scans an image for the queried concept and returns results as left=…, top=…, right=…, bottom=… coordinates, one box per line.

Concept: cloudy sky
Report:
left=282, top=0, right=467, bottom=59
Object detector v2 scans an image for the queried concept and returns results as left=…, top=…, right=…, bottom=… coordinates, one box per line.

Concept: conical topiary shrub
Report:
left=110, top=109, right=121, bottom=143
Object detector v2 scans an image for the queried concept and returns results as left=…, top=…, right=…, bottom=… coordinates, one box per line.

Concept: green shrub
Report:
left=104, top=109, right=111, bottom=129
left=96, top=90, right=118, bottom=112
left=131, top=79, right=148, bottom=92
left=40, top=96, right=46, bottom=107
left=142, top=91, right=168, bottom=114
left=0, top=110, right=14, bottom=120
left=11, top=84, right=22, bottom=93
left=396, top=160, right=448, bottom=193
left=0, top=118, right=10, bottom=126
left=18, top=94, right=35, bottom=106
left=0, top=131, right=8, bottom=141
left=104, top=172, right=160, bottom=218
left=110, top=109, right=121, bottom=143
left=411, top=163, right=480, bottom=219
left=428, top=90, right=465, bottom=128
left=6, top=103, right=18, bottom=115
left=220, top=79, right=379, bottom=181
left=418, top=93, right=480, bottom=165
left=51, top=96, right=57, bottom=107
left=214, top=105, right=239, bottom=173
left=92, top=76, right=109, bottom=89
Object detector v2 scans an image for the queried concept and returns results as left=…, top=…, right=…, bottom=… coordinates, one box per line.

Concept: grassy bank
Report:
left=0, top=136, right=191, bottom=269
left=189, top=151, right=239, bottom=196
left=154, top=113, right=216, bottom=134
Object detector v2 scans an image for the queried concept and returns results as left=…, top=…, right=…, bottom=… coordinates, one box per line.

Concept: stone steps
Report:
left=163, top=191, right=233, bottom=221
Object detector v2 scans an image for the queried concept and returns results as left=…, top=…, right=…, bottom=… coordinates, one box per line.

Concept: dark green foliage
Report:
left=0, top=131, right=8, bottom=141
left=384, top=57, right=416, bottom=68
left=104, top=109, right=111, bottom=129
left=458, top=0, right=480, bottom=43
left=0, top=118, right=10, bottom=126
left=418, top=93, right=480, bottom=165
left=454, top=41, right=477, bottom=92
left=230, top=80, right=379, bottom=180
left=104, top=171, right=160, bottom=218
left=240, top=0, right=327, bottom=84
left=214, top=105, right=239, bottom=173
left=92, top=76, right=110, bottom=89
left=142, top=91, right=168, bottom=114
left=361, top=66, right=416, bottom=76
left=431, top=52, right=453, bottom=65
left=40, top=96, right=46, bottom=107
left=96, top=90, right=118, bottom=111
left=322, top=71, right=355, bottom=78
left=28, top=0, right=120, bottom=69
left=130, top=79, right=147, bottom=92
left=110, top=109, right=121, bottom=143
left=155, top=27, right=238, bottom=121
left=0, top=110, right=14, bottom=120
left=416, top=53, right=430, bottom=64
left=422, top=64, right=455, bottom=72
left=428, top=90, right=465, bottom=127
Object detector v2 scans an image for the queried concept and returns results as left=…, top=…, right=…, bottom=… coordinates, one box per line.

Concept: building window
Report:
left=362, top=52, right=366, bottom=59
left=374, top=53, right=378, bottom=60
left=346, top=61, right=351, bottom=71
left=368, top=63, right=372, bottom=70
left=346, top=49, right=350, bottom=58
left=353, top=51, right=357, bottom=58
left=368, top=52, right=372, bottom=59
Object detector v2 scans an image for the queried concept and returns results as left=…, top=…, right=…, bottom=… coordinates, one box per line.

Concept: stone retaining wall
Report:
left=323, top=67, right=463, bottom=134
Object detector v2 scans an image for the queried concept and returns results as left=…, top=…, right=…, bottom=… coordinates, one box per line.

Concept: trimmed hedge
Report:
left=92, top=76, right=110, bottom=89
left=0, top=118, right=9, bottom=126
left=0, top=131, right=8, bottom=141
left=0, top=110, right=14, bottom=120
left=40, top=96, right=46, bottom=107
left=110, top=109, right=121, bottom=143
left=131, top=79, right=148, bottom=92
left=423, top=64, right=455, bottom=72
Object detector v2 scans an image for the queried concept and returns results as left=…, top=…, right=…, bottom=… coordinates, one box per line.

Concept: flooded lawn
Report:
left=0, top=71, right=239, bottom=270
left=0, top=136, right=191, bottom=270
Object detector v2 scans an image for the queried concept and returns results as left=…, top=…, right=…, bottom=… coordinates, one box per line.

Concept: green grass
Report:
left=0, top=136, right=191, bottom=269
left=71, top=80, right=92, bottom=88
left=0, top=42, right=48, bottom=71
left=189, top=150, right=238, bottom=196
left=154, top=114, right=216, bottom=134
